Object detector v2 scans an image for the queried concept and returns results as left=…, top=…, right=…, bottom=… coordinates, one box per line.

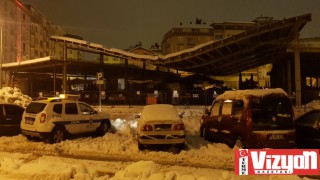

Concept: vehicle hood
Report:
left=97, top=112, right=110, bottom=119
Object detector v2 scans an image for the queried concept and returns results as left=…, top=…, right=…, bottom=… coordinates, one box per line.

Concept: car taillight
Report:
left=141, top=124, right=153, bottom=131
left=173, top=123, right=185, bottom=131
left=40, top=113, right=46, bottom=123
left=245, top=110, right=252, bottom=128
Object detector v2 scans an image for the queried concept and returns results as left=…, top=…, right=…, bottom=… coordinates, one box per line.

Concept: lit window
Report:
left=306, top=77, right=311, bottom=87
left=118, top=78, right=125, bottom=91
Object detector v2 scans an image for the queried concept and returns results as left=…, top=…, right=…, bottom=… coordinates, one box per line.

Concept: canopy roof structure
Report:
left=2, top=14, right=311, bottom=76
left=155, top=14, right=311, bottom=75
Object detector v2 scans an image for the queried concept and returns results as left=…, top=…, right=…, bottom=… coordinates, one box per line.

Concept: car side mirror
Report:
left=204, top=109, right=210, bottom=116
left=82, top=111, right=96, bottom=115
left=135, top=113, right=141, bottom=118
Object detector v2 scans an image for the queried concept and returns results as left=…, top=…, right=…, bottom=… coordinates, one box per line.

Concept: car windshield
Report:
left=26, top=102, right=47, bottom=114
left=141, top=105, right=179, bottom=121
left=251, top=95, right=294, bottom=130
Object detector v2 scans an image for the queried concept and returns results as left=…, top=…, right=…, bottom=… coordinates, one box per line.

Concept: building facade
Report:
left=0, top=0, right=31, bottom=63
left=0, top=0, right=65, bottom=88
left=161, top=23, right=214, bottom=55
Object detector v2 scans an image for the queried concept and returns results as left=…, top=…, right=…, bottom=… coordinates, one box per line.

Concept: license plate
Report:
left=25, top=120, right=34, bottom=125
left=269, top=134, right=284, bottom=140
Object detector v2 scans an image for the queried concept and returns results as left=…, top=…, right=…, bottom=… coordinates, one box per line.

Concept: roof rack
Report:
left=59, top=94, right=80, bottom=100
left=47, top=97, right=62, bottom=102
left=46, top=94, right=80, bottom=102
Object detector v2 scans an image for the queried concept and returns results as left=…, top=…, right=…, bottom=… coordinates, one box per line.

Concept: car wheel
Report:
left=49, top=127, right=65, bottom=144
left=138, top=142, right=145, bottom=150
left=177, top=143, right=186, bottom=150
left=200, top=126, right=203, bottom=137
left=97, top=121, right=110, bottom=136
left=235, top=137, right=245, bottom=149
left=26, top=136, right=35, bottom=141
left=26, top=136, right=40, bottom=142
left=202, top=127, right=208, bottom=140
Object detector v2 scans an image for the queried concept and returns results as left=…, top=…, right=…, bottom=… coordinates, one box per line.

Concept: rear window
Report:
left=251, top=96, right=293, bottom=130
left=141, top=105, right=179, bottom=121
left=5, top=105, right=24, bottom=116
left=26, top=102, right=47, bottom=114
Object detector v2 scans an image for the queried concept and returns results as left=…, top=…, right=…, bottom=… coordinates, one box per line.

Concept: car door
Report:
left=313, top=111, right=320, bottom=146
left=64, top=102, right=84, bottom=134
left=79, top=102, right=99, bottom=132
left=296, top=110, right=320, bottom=148
left=1, top=104, right=24, bottom=136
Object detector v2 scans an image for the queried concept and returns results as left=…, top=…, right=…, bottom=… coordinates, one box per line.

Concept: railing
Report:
left=30, top=90, right=320, bottom=114
left=30, top=90, right=219, bottom=106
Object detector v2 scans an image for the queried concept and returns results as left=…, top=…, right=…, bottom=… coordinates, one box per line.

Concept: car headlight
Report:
left=173, top=123, right=185, bottom=131
left=140, top=124, right=153, bottom=131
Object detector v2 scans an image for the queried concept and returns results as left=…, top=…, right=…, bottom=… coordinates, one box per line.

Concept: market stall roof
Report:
left=1, top=14, right=311, bottom=76
left=182, top=74, right=224, bottom=85
left=154, top=14, right=311, bottom=75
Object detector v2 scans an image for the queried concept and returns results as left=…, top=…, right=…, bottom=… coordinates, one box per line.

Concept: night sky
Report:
left=23, top=0, right=320, bottom=49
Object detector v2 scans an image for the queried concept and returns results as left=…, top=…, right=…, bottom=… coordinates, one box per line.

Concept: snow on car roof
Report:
left=216, top=88, right=288, bottom=101
left=140, top=104, right=180, bottom=122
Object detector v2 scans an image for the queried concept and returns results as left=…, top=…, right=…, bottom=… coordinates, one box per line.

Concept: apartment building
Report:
left=0, top=0, right=30, bottom=63
left=25, top=4, right=65, bottom=59
left=161, top=20, right=214, bottom=55
left=0, top=0, right=65, bottom=63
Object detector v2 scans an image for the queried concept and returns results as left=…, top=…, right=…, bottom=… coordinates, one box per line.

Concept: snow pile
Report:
left=0, top=87, right=32, bottom=107
left=216, top=88, right=287, bottom=101
left=111, top=160, right=224, bottom=180
left=111, top=161, right=158, bottom=180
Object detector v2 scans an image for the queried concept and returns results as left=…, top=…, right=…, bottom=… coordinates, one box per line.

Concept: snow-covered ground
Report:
left=0, top=105, right=317, bottom=180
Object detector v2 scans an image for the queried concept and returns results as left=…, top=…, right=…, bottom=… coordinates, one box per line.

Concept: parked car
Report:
left=137, top=104, right=186, bottom=150
left=20, top=95, right=111, bottom=143
left=200, top=88, right=296, bottom=149
left=295, top=108, right=320, bottom=148
left=0, top=102, right=25, bottom=136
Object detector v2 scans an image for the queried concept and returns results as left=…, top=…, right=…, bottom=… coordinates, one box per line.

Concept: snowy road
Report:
left=0, top=132, right=235, bottom=179
left=0, top=106, right=237, bottom=179
left=0, top=135, right=234, bottom=171
left=0, top=106, right=316, bottom=179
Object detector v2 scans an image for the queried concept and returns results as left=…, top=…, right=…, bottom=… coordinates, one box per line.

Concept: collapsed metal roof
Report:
left=2, top=14, right=312, bottom=77
left=154, top=14, right=312, bottom=75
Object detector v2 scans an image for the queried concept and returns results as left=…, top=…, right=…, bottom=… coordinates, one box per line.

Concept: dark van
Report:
left=200, top=88, right=295, bottom=149
left=0, top=103, right=25, bottom=136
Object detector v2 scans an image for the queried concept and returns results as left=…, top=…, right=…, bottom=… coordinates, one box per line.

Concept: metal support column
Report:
left=0, top=27, right=3, bottom=89
left=53, top=63, right=56, bottom=94
left=294, top=29, right=302, bottom=106
left=62, top=43, right=67, bottom=94
left=287, top=59, right=292, bottom=95
left=125, top=59, right=128, bottom=104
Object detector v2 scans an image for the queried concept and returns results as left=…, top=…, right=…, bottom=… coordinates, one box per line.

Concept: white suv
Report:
left=21, top=96, right=111, bottom=143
